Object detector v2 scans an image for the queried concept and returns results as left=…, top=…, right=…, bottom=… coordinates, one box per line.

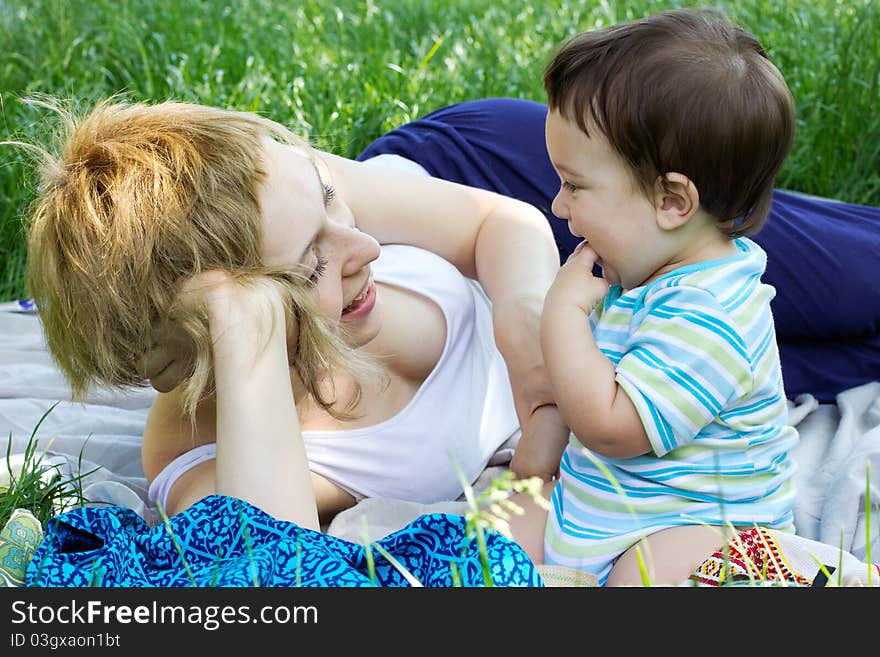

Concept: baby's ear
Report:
left=653, top=172, right=699, bottom=230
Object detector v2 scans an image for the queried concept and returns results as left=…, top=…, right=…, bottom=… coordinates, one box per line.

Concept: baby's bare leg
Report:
left=507, top=480, right=556, bottom=565
left=606, top=524, right=739, bottom=587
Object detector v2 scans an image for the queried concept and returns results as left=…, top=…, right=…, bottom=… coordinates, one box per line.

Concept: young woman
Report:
left=25, top=98, right=566, bottom=528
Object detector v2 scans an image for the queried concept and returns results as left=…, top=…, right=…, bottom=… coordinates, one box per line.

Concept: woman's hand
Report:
left=138, top=318, right=196, bottom=393
left=175, top=271, right=294, bottom=349
left=137, top=271, right=236, bottom=392
left=509, top=404, right=568, bottom=481
left=507, top=244, right=611, bottom=479
left=138, top=272, right=300, bottom=391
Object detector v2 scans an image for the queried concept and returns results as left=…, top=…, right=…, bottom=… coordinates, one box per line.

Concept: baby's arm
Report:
left=540, top=246, right=651, bottom=458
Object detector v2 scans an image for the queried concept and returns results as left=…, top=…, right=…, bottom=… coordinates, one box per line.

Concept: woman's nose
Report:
left=340, top=225, right=381, bottom=277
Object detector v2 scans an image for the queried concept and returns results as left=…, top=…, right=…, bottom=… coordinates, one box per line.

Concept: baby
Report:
left=536, top=8, right=799, bottom=585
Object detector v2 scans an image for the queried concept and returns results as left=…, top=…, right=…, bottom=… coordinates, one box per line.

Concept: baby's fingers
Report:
left=566, top=241, right=600, bottom=268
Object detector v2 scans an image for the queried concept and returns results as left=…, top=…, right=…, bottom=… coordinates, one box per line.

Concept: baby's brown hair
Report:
left=544, top=7, right=795, bottom=236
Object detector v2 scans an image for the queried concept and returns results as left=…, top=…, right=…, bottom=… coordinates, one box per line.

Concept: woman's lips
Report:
left=341, top=282, right=376, bottom=320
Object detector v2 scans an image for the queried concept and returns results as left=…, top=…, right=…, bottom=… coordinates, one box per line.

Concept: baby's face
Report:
left=544, top=110, right=666, bottom=290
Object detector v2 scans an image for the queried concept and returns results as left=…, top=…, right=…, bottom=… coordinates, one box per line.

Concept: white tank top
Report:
left=148, top=244, right=519, bottom=509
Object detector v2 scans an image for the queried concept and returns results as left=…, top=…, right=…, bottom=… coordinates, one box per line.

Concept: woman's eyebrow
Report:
left=307, top=156, right=326, bottom=190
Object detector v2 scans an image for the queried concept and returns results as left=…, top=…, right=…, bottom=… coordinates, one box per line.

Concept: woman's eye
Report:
left=307, top=252, right=328, bottom=287
left=322, top=184, right=337, bottom=207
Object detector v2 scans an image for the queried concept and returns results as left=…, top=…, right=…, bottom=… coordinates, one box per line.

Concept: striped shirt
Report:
left=544, top=237, right=799, bottom=584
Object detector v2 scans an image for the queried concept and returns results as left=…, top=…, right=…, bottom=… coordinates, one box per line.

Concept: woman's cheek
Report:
left=316, top=290, right=340, bottom=320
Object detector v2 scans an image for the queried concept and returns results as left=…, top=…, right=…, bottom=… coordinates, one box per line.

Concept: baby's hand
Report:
left=546, top=242, right=609, bottom=314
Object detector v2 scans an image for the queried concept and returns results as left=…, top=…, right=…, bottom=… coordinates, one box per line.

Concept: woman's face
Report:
left=258, top=137, right=383, bottom=350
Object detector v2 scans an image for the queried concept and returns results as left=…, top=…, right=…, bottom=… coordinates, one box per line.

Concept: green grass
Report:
left=1, top=405, right=92, bottom=530
left=1, top=0, right=878, bottom=302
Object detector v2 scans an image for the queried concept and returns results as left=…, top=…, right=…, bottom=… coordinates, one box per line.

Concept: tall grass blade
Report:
left=155, top=501, right=197, bottom=586
left=369, top=542, right=422, bottom=587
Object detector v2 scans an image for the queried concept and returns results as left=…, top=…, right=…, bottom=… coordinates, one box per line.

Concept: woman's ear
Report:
left=652, top=172, right=699, bottom=231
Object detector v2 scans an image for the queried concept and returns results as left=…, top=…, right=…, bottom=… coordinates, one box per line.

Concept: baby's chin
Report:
left=597, top=262, right=619, bottom=286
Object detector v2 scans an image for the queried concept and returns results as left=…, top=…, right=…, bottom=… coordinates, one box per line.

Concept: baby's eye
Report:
left=562, top=181, right=579, bottom=193
left=322, top=184, right=337, bottom=207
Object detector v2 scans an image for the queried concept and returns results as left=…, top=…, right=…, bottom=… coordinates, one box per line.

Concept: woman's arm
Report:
left=321, top=151, right=559, bottom=282
left=177, top=272, right=318, bottom=529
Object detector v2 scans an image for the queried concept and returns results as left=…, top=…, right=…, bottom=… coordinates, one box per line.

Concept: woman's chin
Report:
left=343, top=298, right=383, bottom=349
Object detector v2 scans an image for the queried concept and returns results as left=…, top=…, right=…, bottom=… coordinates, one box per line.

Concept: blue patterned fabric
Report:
left=26, top=495, right=543, bottom=587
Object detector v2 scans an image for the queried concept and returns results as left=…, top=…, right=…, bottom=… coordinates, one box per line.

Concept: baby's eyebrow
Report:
left=555, top=163, right=582, bottom=179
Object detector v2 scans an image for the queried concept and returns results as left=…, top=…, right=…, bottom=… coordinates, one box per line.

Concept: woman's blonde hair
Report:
left=23, top=97, right=377, bottom=420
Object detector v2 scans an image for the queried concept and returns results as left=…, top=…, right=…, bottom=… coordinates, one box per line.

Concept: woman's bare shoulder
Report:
left=141, top=387, right=217, bottom=482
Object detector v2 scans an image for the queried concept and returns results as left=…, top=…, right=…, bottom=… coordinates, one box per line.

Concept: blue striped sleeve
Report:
left=615, top=285, right=754, bottom=456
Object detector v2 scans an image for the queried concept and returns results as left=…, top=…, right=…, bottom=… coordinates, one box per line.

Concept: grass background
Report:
left=1, top=0, right=878, bottom=302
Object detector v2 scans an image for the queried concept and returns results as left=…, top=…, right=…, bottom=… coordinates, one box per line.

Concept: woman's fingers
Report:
left=150, top=359, right=191, bottom=393
left=140, top=272, right=299, bottom=392
left=137, top=347, right=169, bottom=381
left=138, top=340, right=191, bottom=392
